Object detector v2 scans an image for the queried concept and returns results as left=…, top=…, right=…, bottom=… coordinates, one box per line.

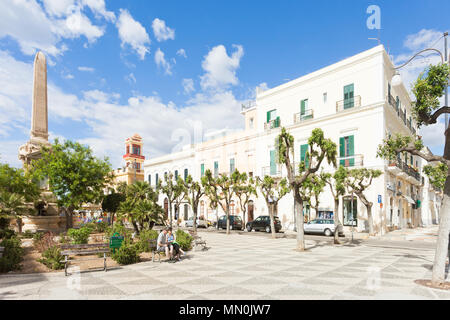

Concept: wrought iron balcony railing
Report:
left=338, top=154, right=364, bottom=168
left=336, top=95, right=361, bottom=112
left=261, top=166, right=281, bottom=177
left=264, top=117, right=281, bottom=130
left=293, top=109, right=314, bottom=123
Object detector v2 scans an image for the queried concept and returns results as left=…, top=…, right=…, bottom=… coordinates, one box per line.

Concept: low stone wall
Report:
left=10, top=216, right=79, bottom=234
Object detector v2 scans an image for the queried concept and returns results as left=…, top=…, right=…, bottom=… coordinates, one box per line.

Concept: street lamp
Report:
left=390, top=32, right=448, bottom=127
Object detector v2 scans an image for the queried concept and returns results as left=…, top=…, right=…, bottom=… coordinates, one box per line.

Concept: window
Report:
left=155, top=173, right=159, bottom=186
left=300, top=144, right=309, bottom=168
left=200, top=164, right=205, bottom=177
left=230, top=158, right=235, bottom=173
left=184, top=168, right=188, bottom=181
left=267, top=109, right=276, bottom=122
left=249, top=117, right=254, bottom=129
left=343, top=84, right=354, bottom=109
left=148, top=174, right=151, bottom=185
left=339, top=135, right=354, bottom=167
left=132, top=145, right=140, bottom=155
left=323, top=92, right=327, bottom=103
left=214, top=161, right=219, bottom=178
left=270, top=150, right=277, bottom=175
left=343, top=197, right=357, bottom=226
left=175, top=170, right=178, bottom=180
left=300, top=99, right=308, bottom=116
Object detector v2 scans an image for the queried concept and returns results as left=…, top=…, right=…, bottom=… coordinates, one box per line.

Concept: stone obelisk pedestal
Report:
left=17, top=52, right=59, bottom=228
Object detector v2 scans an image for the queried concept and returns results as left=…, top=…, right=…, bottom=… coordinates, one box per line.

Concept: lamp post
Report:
left=391, top=32, right=448, bottom=127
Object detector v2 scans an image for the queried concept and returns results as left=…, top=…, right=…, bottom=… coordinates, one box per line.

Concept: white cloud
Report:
left=125, top=73, right=136, bottom=84
left=0, top=0, right=112, bottom=57
left=200, top=44, right=244, bottom=91
left=78, top=66, right=95, bottom=72
left=182, top=78, right=195, bottom=94
left=116, top=9, right=150, bottom=60
left=0, top=50, right=244, bottom=168
left=403, top=29, right=442, bottom=52
left=177, top=48, right=187, bottom=58
left=151, top=18, right=175, bottom=42
left=154, top=48, right=172, bottom=75
left=62, top=73, right=74, bottom=79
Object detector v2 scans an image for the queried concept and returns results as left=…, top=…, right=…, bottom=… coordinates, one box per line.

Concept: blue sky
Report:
left=0, top=0, right=449, bottom=168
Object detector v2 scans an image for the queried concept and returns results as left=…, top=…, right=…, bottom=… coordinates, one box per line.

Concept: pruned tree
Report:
left=377, top=63, right=450, bottom=286
left=277, top=127, right=337, bottom=251
left=321, top=166, right=348, bottom=244
left=424, top=162, right=447, bottom=190
left=257, top=175, right=290, bottom=238
left=102, top=192, right=126, bottom=226
left=182, top=175, right=205, bottom=234
left=204, top=169, right=237, bottom=235
left=345, top=168, right=382, bottom=236
left=309, top=174, right=326, bottom=219
left=158, top=172, right=185, bottom=226
left=232, top=170, right=257, bottom=228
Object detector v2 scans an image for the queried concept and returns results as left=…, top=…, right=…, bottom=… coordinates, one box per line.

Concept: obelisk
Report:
left=18, top=51, right=51, bottom=166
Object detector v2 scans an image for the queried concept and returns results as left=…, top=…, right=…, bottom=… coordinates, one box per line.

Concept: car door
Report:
left=304, top=220, right=315, bottom=233
left=252, top=216, right=262, bottom=230
left=219, top=216, right=226, bottom=229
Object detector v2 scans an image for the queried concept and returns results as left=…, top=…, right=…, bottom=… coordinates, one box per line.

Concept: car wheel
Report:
left=230, top=225, right=233, bottom=230
left=324, top=229, right=332, bottom=237
left=246, top=225, right=252, bottom=232
left=265, top=226, right=271, bottom=233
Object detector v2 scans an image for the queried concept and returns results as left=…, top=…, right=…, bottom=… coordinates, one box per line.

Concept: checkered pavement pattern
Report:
left=1, top=232, right=449, bottom=300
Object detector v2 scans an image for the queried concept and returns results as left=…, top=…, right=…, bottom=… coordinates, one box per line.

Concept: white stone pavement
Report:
left=1, top=231, right=449, bottom=300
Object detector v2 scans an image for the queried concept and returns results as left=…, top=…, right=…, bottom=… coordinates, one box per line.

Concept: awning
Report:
left=403, top=195, right=416, bottom=205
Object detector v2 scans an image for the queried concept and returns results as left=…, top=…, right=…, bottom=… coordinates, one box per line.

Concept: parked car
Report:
left=246, top=215, right=282, bottom=233
left=184, top=217, right=208, bottom=228
left=303, top=219, right=344, bottom=236
left=216, top=215, right=243, bottom=230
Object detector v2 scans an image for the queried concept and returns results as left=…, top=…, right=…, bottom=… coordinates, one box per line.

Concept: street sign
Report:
left=377, top=195, right=382, bottom=204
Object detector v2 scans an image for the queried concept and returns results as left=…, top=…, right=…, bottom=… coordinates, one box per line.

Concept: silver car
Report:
left=304, top=219, right=343, bottom=236
left=184, top=217, right=208, bottom=228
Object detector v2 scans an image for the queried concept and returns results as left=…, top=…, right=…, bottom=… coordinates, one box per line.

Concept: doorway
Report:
left=248, top=201, right=254, bottom=222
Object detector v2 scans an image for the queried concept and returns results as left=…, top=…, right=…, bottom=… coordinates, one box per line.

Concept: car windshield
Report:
left=233, top=216, right=242, bottom=221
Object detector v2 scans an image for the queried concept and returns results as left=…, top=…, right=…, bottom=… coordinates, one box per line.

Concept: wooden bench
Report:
left=0, top=246, right=4, bottom=259
left=188, top=230, right=207, bottom=251
left=149, top=239, right=166, bottom=263
left=60, top=243, right=109, bottom=276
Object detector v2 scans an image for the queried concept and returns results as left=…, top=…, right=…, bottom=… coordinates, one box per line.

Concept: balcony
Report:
left=293, top=109, right=314, bottom=123
left=264, top=117, right=281, bottom=130
left=387, top=95, right=417, bottom=136
left=336, top=95, right=361, bottom=112
left=338, top=154, right=364, bottom=167
left=388, top=160, right=421, bottom=185
left=261, top=166, right=281, bottom=177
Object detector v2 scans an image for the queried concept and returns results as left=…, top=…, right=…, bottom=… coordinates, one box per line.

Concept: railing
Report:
left=293, top=109, right=314, bottom=123
left=264, top=117, right=281, bottom=130
left=387, top=95, right=417, bottom=136
left=241, top=100, right=256, bottom=111
left=261, top=166, right=281, bottom=177
left=388, top=94, right=398, bottom=112
left=336, top=95, right=361, bottom=112
left=338, top=154, right=364, bottom=167
left=389, top=160, right=421, bottom=182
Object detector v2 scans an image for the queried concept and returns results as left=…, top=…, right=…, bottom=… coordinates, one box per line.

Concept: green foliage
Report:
left=32, top=139, right=113, bottom=213
left=82, top=222, right=96, bottom=233
left=412, top=63, right=450, bottom=127
left=136, top=229, right=159, bottom=253
left=257, top=176, right=290, bottom=205
left=94, top=221, right=108, bottom=233
left=424, top=163, right=447, bottom=190
left=59, top=233, right=69, bottom=244
left=0, top=163, right=40, bottom=203
left=102, top=192, right=126, bottom=214
left=231, top=171, right=257, bottom=223
left=0, top=192, right=29, bottom=219
left=38, top=245, right=64, bottom=270
left=377, top=134, right=423, bottom=161
left=321, top=166, right=349, bottom=199
left=111, top=242, right=140, bottom=265
left=105, top=223, right=131, bottom=239
left=175, top=229, right=193, bottom=251
left=32, top=231, right=44, bottom=242
left=0, top=237, right=24, bottom=272
left=67, top=227, right=91, bottom=244
left=346, top=168, right=383, bottom=196
left=21, top=230, right=35, bottom=239
left=0, top=228, right=16, bottom=240
left=117, top=181, right=165, bottom=234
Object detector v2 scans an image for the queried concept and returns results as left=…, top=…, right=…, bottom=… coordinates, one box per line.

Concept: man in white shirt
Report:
left=157, top=228, right=172, bottom=260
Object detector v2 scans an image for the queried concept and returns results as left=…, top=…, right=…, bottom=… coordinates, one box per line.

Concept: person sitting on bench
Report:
left=157, top=227, right=173, bottom=260
left=167, top=227, right=185, bottom=261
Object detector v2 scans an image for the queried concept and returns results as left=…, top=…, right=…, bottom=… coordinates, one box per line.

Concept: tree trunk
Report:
left=111, top=212, right=115, bottom=226
left=242, top=207, right=247, bottom=231
left=131, top=221, right=140, bottom=235
left=65, top=207, right=74, bottom=230
left=226, top=203, right=230, bottom=235
left=431, top=176, right=450, bottom=285
left=269, top=203, right=276, bottom=239
left=367, top=204, right=374, bottom=236
left=193, top=203, right=198, bottom=235
left=295, top=194, right=305, bottom=251
left=333, top=198, right=341, bottom=244
left=169, top=203, right=173, bottom=227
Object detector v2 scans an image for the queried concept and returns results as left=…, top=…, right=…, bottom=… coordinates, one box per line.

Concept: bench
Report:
left=60, top=243, right=109, bottom=276
left=0, top=246, right=4, bottom=258
left=188, top=230, right=207, bottom=251
left=150, top=239, right=169, bottom=263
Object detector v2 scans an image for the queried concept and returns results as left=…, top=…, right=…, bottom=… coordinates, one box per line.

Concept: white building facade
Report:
left=144, top=45, right=441, bottom=235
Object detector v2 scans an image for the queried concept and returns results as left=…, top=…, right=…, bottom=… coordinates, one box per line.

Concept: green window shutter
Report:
left=267, top=111, right=270, bottom=123
left=230, top=158, right=235, bottom=173
left=343, top=84, right=354, bottom=109
left=300, top=144, right=309, bottom=168
left=270, top=150, right=276, bottom=175
left=300, top=99, right=307, bottom=115
left=339, top=137, right=345, bottom=157
left=348, top=135, right=354, bottom=156
left=201, top=164, right=205, bottom=177
left=214, top=161, right=219, bottom=177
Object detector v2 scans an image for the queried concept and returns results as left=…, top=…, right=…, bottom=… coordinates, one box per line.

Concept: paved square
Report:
left=1, top=232, right=449, bottom=300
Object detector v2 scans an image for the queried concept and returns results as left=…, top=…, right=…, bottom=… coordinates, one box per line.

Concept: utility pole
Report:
left=445, top=32, right=448, bottom=130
